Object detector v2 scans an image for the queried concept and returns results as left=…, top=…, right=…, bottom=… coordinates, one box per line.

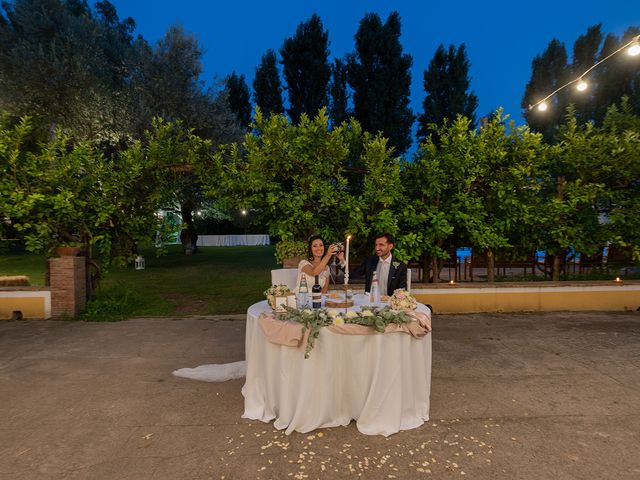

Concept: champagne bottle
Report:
left=370, top=270, right=380, bottom=304
left=297, top=275, right=309, bottom=308
left=312, top=275, right=322, bottom=309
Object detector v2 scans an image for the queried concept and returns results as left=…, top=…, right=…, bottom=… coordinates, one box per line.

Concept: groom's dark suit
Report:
left=352, top=255, right=407, bottom=294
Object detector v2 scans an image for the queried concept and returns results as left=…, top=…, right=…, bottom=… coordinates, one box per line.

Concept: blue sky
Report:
left=111, top=1, right=638, bottom=128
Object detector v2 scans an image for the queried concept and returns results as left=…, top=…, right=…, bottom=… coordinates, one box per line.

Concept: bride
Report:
left=295, top=235, right=345, bottom=292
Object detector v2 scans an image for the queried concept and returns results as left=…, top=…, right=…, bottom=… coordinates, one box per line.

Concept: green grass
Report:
left=0, top=251, right=47, bottom=285
left=1, top=246, right=278, bottom=319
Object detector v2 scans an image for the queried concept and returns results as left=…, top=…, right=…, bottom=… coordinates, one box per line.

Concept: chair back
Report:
left=271, top=268, right=298, bottom=291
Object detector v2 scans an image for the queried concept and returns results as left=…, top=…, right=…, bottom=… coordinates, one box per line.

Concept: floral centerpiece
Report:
left=389, top=289, right=417, bottom=311
left=264, top=284, right=292, bottom=309
left=281, top=305, right=411, bottom=358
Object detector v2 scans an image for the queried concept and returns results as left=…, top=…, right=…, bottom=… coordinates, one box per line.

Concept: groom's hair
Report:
left=375, top=233, right=395, bottom=245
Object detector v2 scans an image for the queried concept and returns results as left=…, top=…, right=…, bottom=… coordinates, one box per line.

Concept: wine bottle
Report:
left=312, top=275, right=322, bottom=309
left=297, top=275, right=309, bottom=308
left=370, top=270, right=380, bottom=304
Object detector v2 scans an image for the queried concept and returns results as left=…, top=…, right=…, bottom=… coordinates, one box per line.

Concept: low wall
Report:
left=0, top=287, right=51, bottom=319
left=412, top=281, right=640, bottom=313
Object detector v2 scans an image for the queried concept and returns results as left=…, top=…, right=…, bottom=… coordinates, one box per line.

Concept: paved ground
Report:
left=1, top=311, right=639, bottom=480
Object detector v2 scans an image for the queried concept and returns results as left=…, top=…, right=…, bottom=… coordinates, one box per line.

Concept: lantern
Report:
left=135, top=255, right=145, bottom=270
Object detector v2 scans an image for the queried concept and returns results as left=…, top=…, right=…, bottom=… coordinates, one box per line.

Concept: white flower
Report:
left=393, top=261, right=400, bottom=268
left=361, top=310, right=374, bottom=317
left=327, top=309, right=339, bottom=318
left=345, top=310, right=358, bottom=319
left=333, top=317, right=345, bottom=326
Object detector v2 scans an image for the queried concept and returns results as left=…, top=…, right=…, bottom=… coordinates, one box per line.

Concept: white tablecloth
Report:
left=242, top=296, right=432, bottom=436
left=196, top=234, right=270, bottom=246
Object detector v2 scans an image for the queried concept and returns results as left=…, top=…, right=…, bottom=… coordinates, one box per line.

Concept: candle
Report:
left=345, top=235, right=351, bottom=285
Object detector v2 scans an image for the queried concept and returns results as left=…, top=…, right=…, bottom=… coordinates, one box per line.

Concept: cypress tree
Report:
left=347, top=11, right=413, bottom=154
left=417, top=43, right=478, bottom=142
left=329, top=58, right=349, bottom=126
left=225, top=72, right=251, bottom=128
left=253, top=49, right=284, bottom=116
left=280, top=14, right=330, bottom=123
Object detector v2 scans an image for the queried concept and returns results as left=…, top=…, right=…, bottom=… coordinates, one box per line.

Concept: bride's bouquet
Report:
left=264, top=284, right=292, bottom=309
left=389, top=289, right=417, bottom=311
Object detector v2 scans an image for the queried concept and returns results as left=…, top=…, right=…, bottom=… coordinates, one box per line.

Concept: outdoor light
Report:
left=135, top=255, right=145, bottom=270
left=529, top=35, right=640, bottom=112
left=614, top=277, right=621, bottom=283
left=241, top=209, right=247, bottom=215
left=449, top=280, right=455, bottom=285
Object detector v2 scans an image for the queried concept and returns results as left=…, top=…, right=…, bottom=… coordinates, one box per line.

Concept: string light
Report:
left=529, top=34, right=640, bottom=112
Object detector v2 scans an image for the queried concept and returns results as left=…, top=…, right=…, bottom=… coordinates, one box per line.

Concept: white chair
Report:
left=407, top=268, right=412, bottom=292
left=271, top=268, right=298, bottom=291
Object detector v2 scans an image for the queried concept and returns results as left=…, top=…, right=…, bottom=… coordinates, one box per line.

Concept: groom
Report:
left=352, top=233, right=407, bottom=295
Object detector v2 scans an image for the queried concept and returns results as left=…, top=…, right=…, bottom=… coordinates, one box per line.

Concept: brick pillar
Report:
left=49, top=256, right=86, bottom=318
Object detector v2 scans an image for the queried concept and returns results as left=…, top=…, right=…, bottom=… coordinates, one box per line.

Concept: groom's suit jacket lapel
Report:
left=387, top=260, right=397, bottom=293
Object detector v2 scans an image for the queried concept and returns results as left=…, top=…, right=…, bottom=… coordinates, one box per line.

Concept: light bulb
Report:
left=628, top=43, right=640, bottom=56
left=537, top=102, right=548, bottom=112
left=576, top=80, right=588, bottom=91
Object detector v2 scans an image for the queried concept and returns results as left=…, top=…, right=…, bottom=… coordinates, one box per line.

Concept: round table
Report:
left=242, top=295, right=432, bottom=436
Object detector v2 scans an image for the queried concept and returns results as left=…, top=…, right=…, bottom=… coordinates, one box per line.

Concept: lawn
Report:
left=1, top=246, right=278, bottom=319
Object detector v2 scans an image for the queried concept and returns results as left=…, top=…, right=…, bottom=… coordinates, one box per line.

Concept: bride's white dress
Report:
left=173, top=360, right=246, bottom=382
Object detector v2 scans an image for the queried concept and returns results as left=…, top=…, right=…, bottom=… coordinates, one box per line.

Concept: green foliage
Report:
left=0, top=0, right=139, bottom=143
left=0, top=114, right=167, bottom=269
left=253, top=49, right=284, bottom=116
left=280, top=14, right=331, bottom=124
left=274, top=239, right=308, bottom=263
left=206, top=108, right=401, bottom=255
left=279, top=305, right=411, bottom=358
left=347, top=11, right=414, bottom=155
left=418, top=43, right=479, bottom=141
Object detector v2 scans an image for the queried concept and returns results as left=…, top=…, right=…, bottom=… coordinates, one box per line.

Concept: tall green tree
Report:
left=253, top=49, right=284, bottom=116
left=280, top=14, right=331, bottom=124
left=522, top=38, right=569, bottom=140
left=569, top=24, right=603, bottom=123
left=347, top=11, right=414, bottom=154
left=225, top=72, right=251, bottom=129
left=417, top=43, right=478, bottom=142
left=522, top=25, right=640, bottom=137
left=329, top=58, right=349, bottom=127
left=593, top=27, right=640, bottom=122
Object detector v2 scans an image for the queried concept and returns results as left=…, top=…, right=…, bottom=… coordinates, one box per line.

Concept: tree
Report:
left=346, top=11, right=414, bottom=154
left=592, top=27, right=640, bottom=122
left=522, top=25, right=640, bottom=137
left=225, top=72, right=251, bottom=129
left=417, top=43, right=478, bottom=142
left=569, top=24, right=603, bottom=123
left=329, top=58, right=349, bottom=126
left=205, top=108, right=402, bottom=257
left=0, top=114, right=169, bottom=292
left=280, top=14, right=331, bottom=124
left=521, top=38, right=569, bottom=140
left=134, top=25, right=243, bottom=253
left=253, top=49, right=284, bottom=116
left=0, top=0, right=139, bottom=143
